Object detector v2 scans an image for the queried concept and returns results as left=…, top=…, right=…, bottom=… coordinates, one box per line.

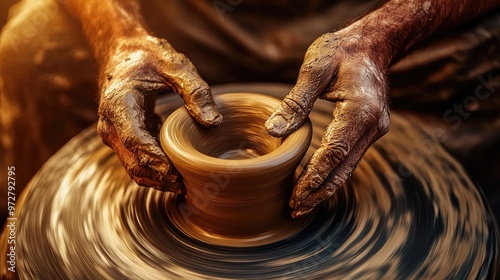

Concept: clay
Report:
left=1, top=85, right=497, bottom=279
left=61, top=0, right=500, bottom=218
left=160, top=93, right=312, bottom=246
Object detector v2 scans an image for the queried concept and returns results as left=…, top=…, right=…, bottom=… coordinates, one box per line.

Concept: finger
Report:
left=290, top=107, right=389, bottom=217
left=297, top=100, right=377, bottom=190
left=163, top=52, right=222, bottom=127
left=290, top=124, right=376, bottom=218
left=98, top=88, right=184, bottom=194
left=265, top=50, right=338, bottom=137
left=293, top=55, right=388, bottom=192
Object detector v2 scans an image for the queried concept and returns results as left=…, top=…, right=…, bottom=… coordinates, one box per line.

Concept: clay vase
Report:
left=160, top=93, right=312, bottom=246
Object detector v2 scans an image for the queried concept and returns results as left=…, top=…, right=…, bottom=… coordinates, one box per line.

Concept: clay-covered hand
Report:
left=97, top=35, right=222, bottom=193
left=265, top=31, right=390, bottom=218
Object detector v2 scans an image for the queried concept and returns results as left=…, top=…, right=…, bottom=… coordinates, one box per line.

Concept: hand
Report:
left=265, top=31, right=390, bottom=218
left=97, top=35, right=222, bottom=193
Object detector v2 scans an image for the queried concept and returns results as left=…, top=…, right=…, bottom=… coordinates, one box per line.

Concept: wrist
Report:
left=343, top=1, right=438, bottom=67
left=63, top=0, right=151, bottom=64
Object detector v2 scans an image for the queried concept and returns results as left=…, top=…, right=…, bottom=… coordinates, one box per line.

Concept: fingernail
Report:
left=201, top=105, right=223, bottom=127
left=265, top=115, right=288, bottom=137
left=308, top=173, right=324, bottom=189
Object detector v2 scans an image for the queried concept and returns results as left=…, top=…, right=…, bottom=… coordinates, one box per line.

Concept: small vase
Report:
left=160, top=93, right=312, bottom=246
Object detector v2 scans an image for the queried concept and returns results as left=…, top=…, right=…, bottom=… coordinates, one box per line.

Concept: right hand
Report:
left=97, top=35, right=222, bottom=193
left=265, top=31, right=390, bottom=217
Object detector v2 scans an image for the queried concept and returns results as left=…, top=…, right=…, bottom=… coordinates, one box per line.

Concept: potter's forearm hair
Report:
left=60, top=0, right=149, bottom=63
left=354, top=0, right=500, bottom=68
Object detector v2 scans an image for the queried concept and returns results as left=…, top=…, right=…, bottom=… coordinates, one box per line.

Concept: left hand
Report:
left=265, top=30, right=390, bottom=218
left=96, top=35, right=222, bottom=193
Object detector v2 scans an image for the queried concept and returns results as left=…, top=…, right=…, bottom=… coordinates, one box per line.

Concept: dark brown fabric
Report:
left=141, top=0, right=380, bottom=84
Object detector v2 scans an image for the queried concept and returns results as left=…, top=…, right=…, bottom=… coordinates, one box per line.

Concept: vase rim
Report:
left=160, top=93, right=312, bottom=173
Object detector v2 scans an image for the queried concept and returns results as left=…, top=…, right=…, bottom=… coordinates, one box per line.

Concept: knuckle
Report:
left=377, top=107, right=390, bottom=136
left=189, top=83, right=210, bottom=100
left=358, top=97, right=386, bottom=126
left=169, top=52, right=193, bottom=70
left=311, top=33, right=336, bottom=48
left=363, top=96, right=383, bottom=116
left=323, top=140, right=349, bottom=165
left=282, top=95, right=308, bottom=118
left=155, top=37, right=173, bottom=49
left=304, top=33, right=337, bottom=60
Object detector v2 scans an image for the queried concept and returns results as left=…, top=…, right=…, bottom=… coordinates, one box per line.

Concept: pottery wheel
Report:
left=3, top=84, right=498, bottom=279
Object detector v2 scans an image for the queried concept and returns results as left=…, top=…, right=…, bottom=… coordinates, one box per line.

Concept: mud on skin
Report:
left=265, top=0, right=500, bottom=217
left=61, top=0, right=500, bottom=216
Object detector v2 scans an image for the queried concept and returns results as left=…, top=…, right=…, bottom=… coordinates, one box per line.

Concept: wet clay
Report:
left=0, top=84, right=497, bottom=279
left=160, top=93, right=312, bottom=246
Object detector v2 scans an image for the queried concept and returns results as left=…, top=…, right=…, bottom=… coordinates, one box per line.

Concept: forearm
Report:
left=348, top=0, right=500, bottom=68
left=61, top=0, right=149, bottom=63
